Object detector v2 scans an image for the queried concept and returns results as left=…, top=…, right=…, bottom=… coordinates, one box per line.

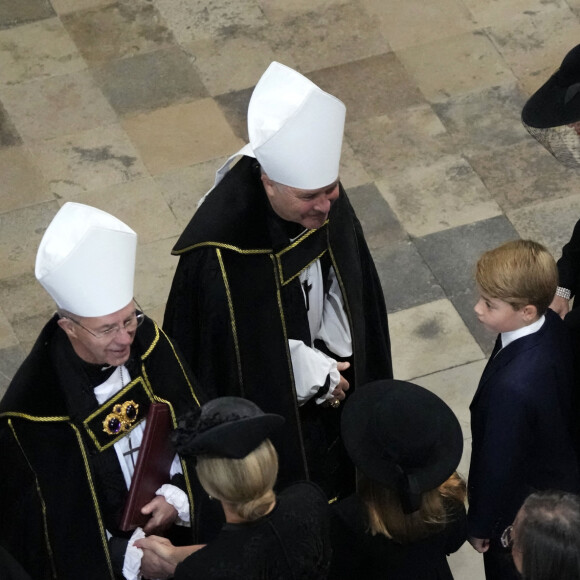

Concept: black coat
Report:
left=174, top=482, right=331, bottom=580
left=329, top=494, right=466, bottom=579
left=468, top=309, right=580, bottom=540
left=163, top=157, right=392, bottom=497
left=558, top=218, right=580, bottom=302
left=0, top=316, right=204, bottom=580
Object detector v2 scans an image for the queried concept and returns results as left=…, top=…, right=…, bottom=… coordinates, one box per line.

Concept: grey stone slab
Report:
left=61, top=0, right=174, bottom=65
left=0, top=272, right=54, bottom=324
left=432, top=83, right=530, bottom=156
left=0, top=0, right=55, bottom=29
left=413, top=215, right=520, bottom=297
left=0, top=345, right=25, bottom=396
left=93, top=47, right=208, bottom=116
left=507, top=194, right=580, bottom=261
left=0, top=100, right=21, bottom=148
left=309, top=53, right=427, bottom=123
left=261, top=1, right=390, bottom=72
left=371, top=240, right=445, bottom=313
left=347, top=182, right=407, bottom=250
left=450, top=288, right=497, bottom=356
left=214, top=87, right=252, bottom=142
left=467, top=138, right=580, bottom=211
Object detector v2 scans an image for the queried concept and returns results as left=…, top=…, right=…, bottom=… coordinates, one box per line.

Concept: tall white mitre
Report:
left=35, top=202, right=137, bottom=317
left=247, top=61, right=346, bottom=189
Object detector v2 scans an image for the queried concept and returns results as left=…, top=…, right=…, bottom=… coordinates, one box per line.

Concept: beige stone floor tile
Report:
left=568, top=0, right=580, bottom=18
left=50, top=0, right=115, bottom=15
left=361, top=0, right=475, bottom=51
left=59, top=177, right=179, bottom=245
left=61, top=0, right=175, bottom=66
left=0, top=18, right=85, bottom=86
left=397, top=32, right=517, bottom=103
left=0, top=309, right=18, bottom=350
left=155, top=157, right=228, bottom=230
left=486, top=5, right=580, bottom=95
left=0, top=201, right=60, bottom=279
left=262, top=2, right=390, bottom=73
left=30, top=124, right=148, bottom=197
left=0, top=147, right=52, bottom=214
left=184, top=37, right=296, bottom=96
left=389, top=299, right=485, bottom=381
left=345, top=106, right=455, bottom=179
left=153, top=0, right=266, bottom=45
left=257, top=0, right=345, bottom=18
left=0, top=273, right=54, bottom=324
left=339, top=141, right=373, bottom=190
left=0, top=70, right=117, bottom=142
left=309, top=53, right=425, bottom=123
left=412, top=359, right=486, bottom=432
left=146, top=304, right=166, bottom=329
left=121, top=99, right=244, bottom=175
left=507, top=194, right=580, bottom=259
left=462, top=0, right=564, bottom=26
left=449, top=543, right=485, bottom=580
left=376, top=155, right=502, bottom=237
left=10, top=313, right=52, bottom=356
left=134, top=237, right=178, bottom=312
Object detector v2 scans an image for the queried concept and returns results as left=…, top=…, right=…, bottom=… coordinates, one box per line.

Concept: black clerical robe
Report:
left=164, top=156, right=393, bottom=497
left=0, top=316, right=204, bottom=580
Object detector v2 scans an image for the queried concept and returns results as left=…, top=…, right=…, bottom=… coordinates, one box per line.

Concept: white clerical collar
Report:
left=500, top=315, right=545, bottom=349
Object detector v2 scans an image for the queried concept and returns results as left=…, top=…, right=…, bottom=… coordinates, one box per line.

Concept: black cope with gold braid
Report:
left=84, top=377, right=154, bottom=451
left=275, top=222, right=328, bottom=286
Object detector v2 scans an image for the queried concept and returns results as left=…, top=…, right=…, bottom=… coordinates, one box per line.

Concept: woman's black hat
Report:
left=341, top=379, right=463, bottom=513
left=173, top=397, right=285, bottom=459
left=522, top=44, right=580, bottom=128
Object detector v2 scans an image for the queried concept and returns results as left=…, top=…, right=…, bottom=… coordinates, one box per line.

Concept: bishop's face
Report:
left=262, top=174, right=340, bottom=230
left=57, top=301, right=139, bottom=367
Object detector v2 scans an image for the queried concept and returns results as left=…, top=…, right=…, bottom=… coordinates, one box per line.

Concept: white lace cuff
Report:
left=123, top=527, right=145, bottom=580
left=156, top=484, right=190, bottom=524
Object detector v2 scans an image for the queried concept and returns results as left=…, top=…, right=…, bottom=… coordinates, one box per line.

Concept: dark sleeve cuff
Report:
left=109, top=536, right=129, bottom=578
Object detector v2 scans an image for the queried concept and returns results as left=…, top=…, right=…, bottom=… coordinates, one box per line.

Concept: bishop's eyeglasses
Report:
left=62, top=301, right=144, bottom=339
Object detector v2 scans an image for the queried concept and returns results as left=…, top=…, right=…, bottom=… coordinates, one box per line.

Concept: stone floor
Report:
left=3, top=0, right=580, bottom=576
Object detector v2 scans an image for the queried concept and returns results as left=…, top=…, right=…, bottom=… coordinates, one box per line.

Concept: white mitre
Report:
left=35, top=202, right=137, bottom=317
left=247, top=62, right=346, bottom=189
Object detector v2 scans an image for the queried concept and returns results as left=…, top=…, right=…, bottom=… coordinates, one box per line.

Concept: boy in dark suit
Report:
left=468, top=239, right=580, bottom=579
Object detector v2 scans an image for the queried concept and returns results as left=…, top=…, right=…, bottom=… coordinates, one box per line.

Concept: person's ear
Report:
left=521, top=304, right=538, bottom=322
left=57, top=317, right=76, bottom=337
left=261, top=173, right=275, bottom=200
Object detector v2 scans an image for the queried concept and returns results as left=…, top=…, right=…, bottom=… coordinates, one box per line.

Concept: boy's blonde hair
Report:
left=476, top=240, right=557, bottom=314
left=196, top=439, right=278, bottom=522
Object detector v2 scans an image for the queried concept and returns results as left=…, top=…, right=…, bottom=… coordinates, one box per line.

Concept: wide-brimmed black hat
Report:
left=522, top=44, right=580, bottom=128
left=341, top=380, right=463, bottom=512
left=172, top=397, right=285, bottom=459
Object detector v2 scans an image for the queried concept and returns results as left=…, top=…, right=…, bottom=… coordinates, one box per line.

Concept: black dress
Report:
left=329, top=494, right=467, bottom=580
left=174, top=482, right=331, bottom=580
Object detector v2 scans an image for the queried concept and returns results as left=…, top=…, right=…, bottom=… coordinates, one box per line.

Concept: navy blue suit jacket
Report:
left=468, top=309, right=580, bottom=539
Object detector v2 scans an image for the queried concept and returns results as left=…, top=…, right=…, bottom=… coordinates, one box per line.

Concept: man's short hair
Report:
left=516, top=491, right=580, bottom=580
left=475, top=240, right=558, bottom=315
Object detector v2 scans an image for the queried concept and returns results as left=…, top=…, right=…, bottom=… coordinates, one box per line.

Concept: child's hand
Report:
left=468, top=536, right=490, bottom=553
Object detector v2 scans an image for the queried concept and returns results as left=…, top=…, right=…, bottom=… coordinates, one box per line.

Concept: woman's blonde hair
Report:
left=196, top=439, right=278, bottom=522
left=359, top=471, right=466, bottom=544
left=475, top=240, right=557, bottom=314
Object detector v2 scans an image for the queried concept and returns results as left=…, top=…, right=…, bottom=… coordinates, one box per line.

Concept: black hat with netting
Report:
left=522, top=44, right=580, bottom=168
